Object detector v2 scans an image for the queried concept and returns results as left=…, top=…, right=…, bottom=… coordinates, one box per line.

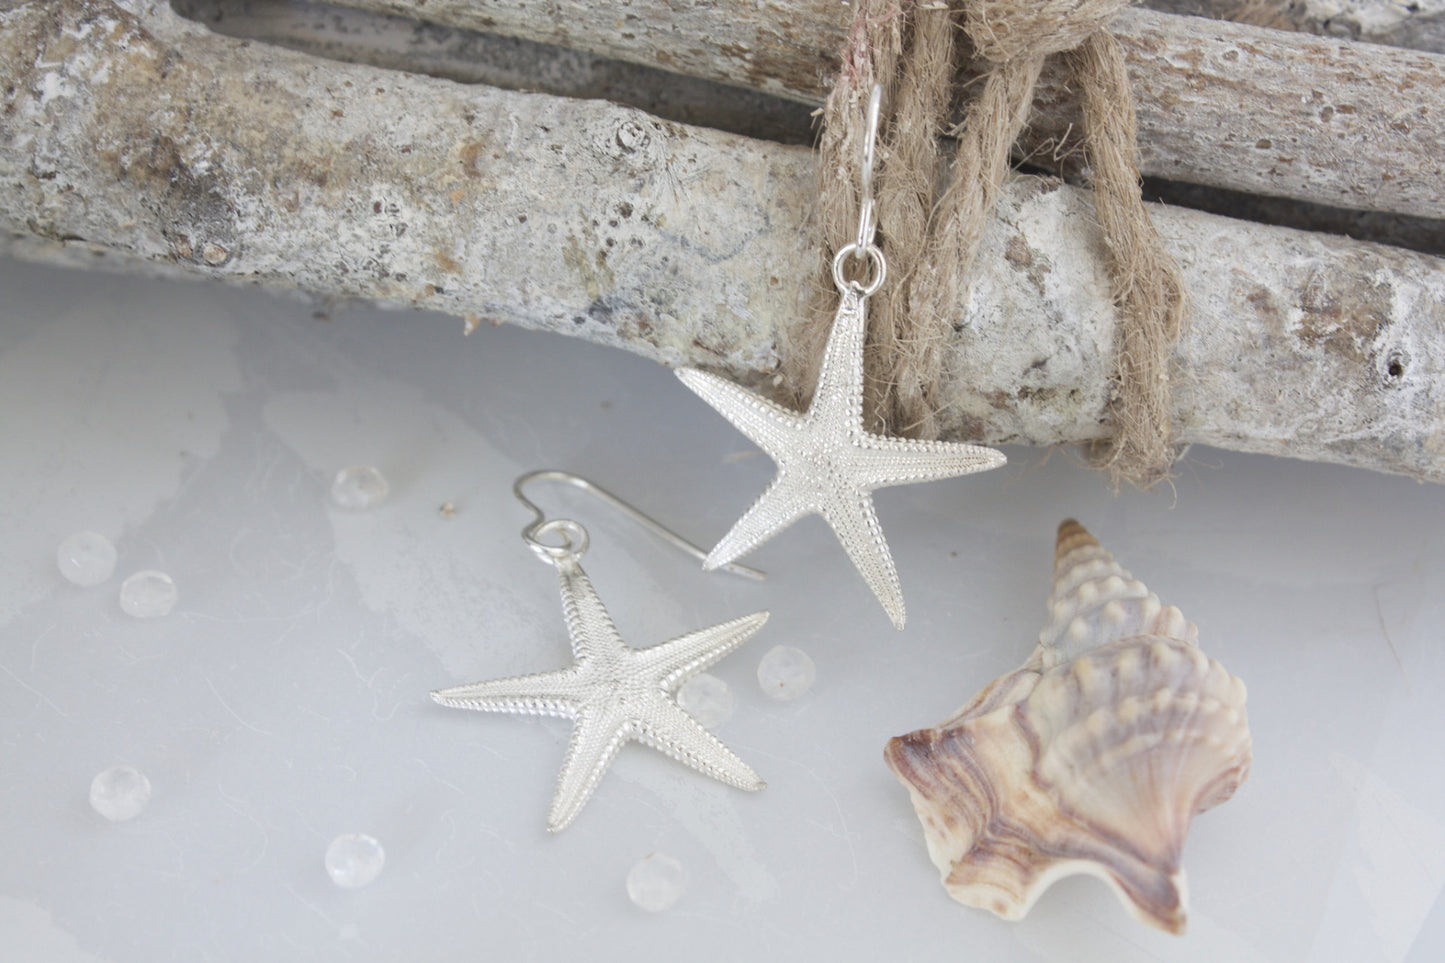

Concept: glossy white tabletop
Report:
left=1, top=256, right=1441, bottom=962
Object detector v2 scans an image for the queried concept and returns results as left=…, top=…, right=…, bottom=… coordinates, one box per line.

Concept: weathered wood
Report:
left=168, top=0, right=1445, bottom=259
left=1148, top=0, right=1445, bottom=53
left=2, top=0, right=1443, bottom=482
left=314, top=0, right=1445, bottom=220
left=171, top=0, right=816, bottom=145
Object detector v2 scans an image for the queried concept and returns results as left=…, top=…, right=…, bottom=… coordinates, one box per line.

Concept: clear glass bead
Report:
left=676, top=673, right=735, bottom=728
left=89, top=765, right=151, bottom=821
left=757, top=645, right=816, bottom=701
left=330, top=466, right=389, bottom=510
left=119, top=570, right=178, bottom=618
left=626, top=852, right=686, bottom=912
left=57, top=531, right=117, bottom=587
left=326, top=833, right=385, bottom=888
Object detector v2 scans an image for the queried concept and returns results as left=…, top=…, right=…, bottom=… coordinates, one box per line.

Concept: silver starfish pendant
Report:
left=677, top=286, right=1005, bottom=629
left=432, top=551, right=767, bottom=832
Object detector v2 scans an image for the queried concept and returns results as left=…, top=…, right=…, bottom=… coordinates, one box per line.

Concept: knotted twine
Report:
left=788, top=0, right=1188, bottom=488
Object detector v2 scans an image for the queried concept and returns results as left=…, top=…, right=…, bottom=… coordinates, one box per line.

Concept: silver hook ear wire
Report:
left=855, top=83, right=883, bottom=253
left=513, top=470, right=765, bottom=580
left=833, top=84, right=888, bottom=297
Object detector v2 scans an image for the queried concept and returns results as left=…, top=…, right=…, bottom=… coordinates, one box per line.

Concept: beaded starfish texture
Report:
left=432, top=552, right=767, bottom=832
left=677, top=285, right=1005, bottom=629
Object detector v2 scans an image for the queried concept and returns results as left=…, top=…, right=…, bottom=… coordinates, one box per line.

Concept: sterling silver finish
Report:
left=676, top=89, right=1005, bottom=630
left=430, top=472, right=769, bottom=832
left=853, top=84, right=883, bottom=254
left=513, top=469, right=763, bottom=579
left=677, top=292, right=1004, bottom=630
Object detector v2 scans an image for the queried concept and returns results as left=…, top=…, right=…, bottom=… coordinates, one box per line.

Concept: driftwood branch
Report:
left=1150, top=0, right=1445, bottom=53
left=172, top=0, right=819, bottom=147
left=2, top=0, right=1443, bottom=482
left=316, top=0, right=1445, bottom=221
left=166, top=0, right=1445, bottom=260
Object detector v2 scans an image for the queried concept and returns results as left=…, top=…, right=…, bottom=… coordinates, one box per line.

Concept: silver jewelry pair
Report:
left=432, top=88, right=1003, bottom=830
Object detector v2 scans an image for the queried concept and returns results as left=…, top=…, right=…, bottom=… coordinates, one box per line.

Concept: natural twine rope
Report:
left=787, top=0, right=1188, bottom=488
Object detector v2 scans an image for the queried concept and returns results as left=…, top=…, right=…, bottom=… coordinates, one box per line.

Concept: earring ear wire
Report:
left=512, top=469, right=765, bottom=580
left=855, top=83, right=882, bottom=253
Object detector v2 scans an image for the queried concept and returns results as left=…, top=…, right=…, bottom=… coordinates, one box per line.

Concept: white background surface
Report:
left=1, top=255, right=1442, bottom=961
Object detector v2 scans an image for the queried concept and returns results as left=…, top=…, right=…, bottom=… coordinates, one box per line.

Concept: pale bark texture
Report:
left=318, top=0, right=1445, bottom=220
left=165, top=0, right=1443, bottom=259
left=3, top=0, right=1441, bottom=482
left=171, top=0, right=817, bottom=145
left=1149, top=1, right=1445, bottom=52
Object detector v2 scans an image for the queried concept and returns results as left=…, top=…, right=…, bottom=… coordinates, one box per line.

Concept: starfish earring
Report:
left=676, top=87, right=1005, bottom=629
left=431, top=470, right=769, bottom=833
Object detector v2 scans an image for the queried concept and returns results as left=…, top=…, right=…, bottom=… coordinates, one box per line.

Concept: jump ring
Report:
left=831, top=244, right=887, bottom=297
left=524, top=518, right=589, bottom=564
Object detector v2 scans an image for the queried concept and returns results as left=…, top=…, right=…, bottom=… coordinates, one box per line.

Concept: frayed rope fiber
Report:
left=786, top=0, right=1188, bottom=489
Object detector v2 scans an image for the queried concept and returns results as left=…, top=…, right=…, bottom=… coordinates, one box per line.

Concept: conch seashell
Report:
left=884, top=520, right=1252, bottom=934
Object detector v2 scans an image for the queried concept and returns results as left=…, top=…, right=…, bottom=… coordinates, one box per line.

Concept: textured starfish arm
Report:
left=554, top=556, right=629, bottom=658
left=806, top=291, right=868, bottom=425
left=638, top=611, right=771, bottom=690
left=820, top=491, right=906, bottom=630
left=546, top=705, right=632, bottom=832
left=850, top=437, right=1007, bottom=490
left=430, top=668, right=585, bottom=718
left=675, top=368, right=802, bottom=458
left=704, top=475, right=812, bottom=570
left=635, top=700, right=766, bottom=791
